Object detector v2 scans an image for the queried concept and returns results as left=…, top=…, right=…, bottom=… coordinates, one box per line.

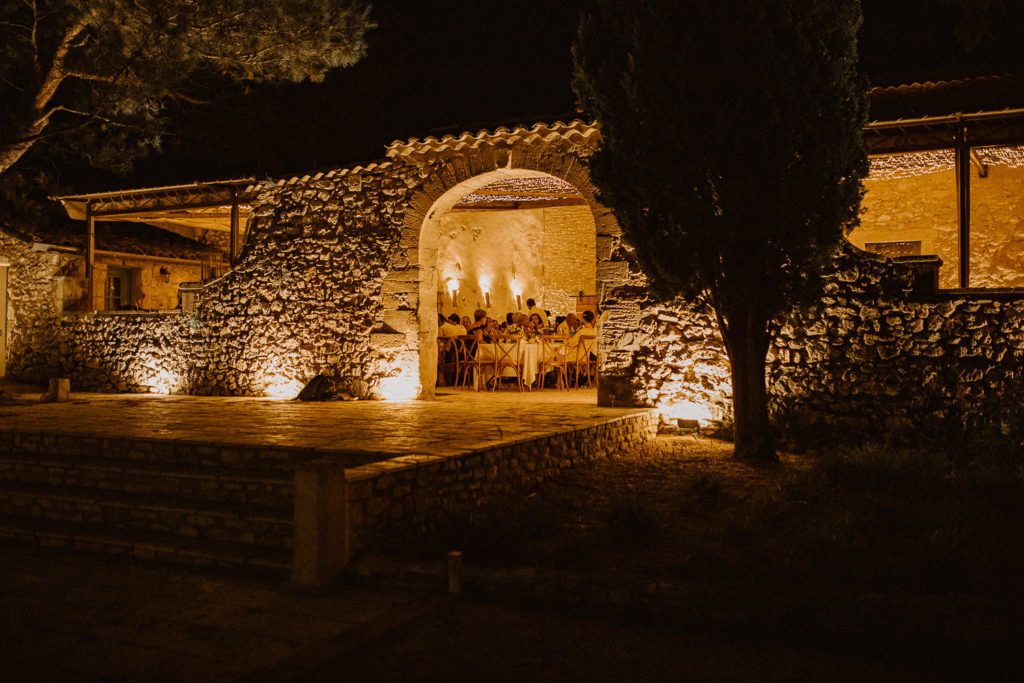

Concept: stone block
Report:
left=382, top=310, right=418, bottom=335
left=596, top=261, right=629, bottom=286
left=42, top=378, right=71, bottom=402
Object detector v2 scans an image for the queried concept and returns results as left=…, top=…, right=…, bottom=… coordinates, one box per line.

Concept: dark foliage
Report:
left=573, top=1, right=869, bottom=461
left=0, top=0, right=373, bottom=226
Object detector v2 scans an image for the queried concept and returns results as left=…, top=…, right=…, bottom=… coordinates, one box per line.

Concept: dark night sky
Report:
left=123, top=0, right=1024, bottom=188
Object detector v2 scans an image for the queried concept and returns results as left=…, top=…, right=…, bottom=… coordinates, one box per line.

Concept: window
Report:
left=104, top=266, right=135, bottom=310
left=864, top=240, right=922, bottom=258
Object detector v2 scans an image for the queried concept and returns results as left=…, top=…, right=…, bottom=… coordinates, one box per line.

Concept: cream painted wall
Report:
left=853, top=169, right=959, bottom=288
left=70, top=257, right=201, bottom=311
left=852, top=163, right=1024, bottom=288
left=434, top=205, right=596, bottom=319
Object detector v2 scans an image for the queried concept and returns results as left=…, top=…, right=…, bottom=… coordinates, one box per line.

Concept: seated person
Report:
left=561, top=310, right=597, bottom=357
left=461, top=315, right=473, bottom=330
left=557, top=312, right=579, bottom=335
left=439, top=313, right=467, bottom=337
left=468, top=308, right=493, bottom=343
left=525, top=298, right=548, bottom=328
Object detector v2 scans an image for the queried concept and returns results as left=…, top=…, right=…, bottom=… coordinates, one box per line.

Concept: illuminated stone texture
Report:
left=434, top=204, right=596, bottom=316
left=853, top=150, right=1024, bottom=288
left=6, top=119, right=1024, bottom=441
left=0, top=230, right=67, bottom=383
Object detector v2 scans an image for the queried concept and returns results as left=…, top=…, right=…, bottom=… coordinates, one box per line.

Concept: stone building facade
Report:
left=4, top=119, right=1024, bottom=442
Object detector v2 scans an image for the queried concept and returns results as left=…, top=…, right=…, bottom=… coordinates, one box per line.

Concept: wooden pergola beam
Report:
left=90, top=199, right=248, bottom=218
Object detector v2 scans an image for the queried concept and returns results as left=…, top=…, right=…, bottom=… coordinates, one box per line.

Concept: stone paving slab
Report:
left=0, top=386, right=648, bottom=462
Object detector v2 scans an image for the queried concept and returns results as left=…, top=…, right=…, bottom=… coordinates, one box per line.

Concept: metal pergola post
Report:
left=85, top=202, right=96, bottom=311
left=954, top=117, right=971, bottom=289
left=229, top=186, right=240, bottom=265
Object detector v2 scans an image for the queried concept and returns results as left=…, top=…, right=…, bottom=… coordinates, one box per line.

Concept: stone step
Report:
left=0, top=481, right=294, bottom=550
left=0, top=514, right=291, bottom=575
left=0, top=432, right=305, bottom=476
left=0, top=451, right=294, bottom=507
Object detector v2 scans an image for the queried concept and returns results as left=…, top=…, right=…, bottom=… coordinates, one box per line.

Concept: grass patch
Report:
left=389, top=437, right=1024, bottom=600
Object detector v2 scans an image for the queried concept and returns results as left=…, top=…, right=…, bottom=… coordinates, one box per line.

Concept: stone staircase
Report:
left=0, top=434, right=296, bottom=574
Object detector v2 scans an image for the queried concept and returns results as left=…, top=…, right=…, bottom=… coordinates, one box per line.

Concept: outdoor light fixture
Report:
left=159, top=267, right=171, bottom=283
left=479, top=276, right=492, bottom=307
left=511, top=276, right=522, bottom=309
left=447, top=278, right=459, bottom=307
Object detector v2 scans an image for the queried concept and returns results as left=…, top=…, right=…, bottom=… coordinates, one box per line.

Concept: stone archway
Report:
left=375, top=122, right=632, bottom=399
left=416, top=167, right=599, bottom=394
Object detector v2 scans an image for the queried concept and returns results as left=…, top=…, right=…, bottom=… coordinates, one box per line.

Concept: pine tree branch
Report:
left=33, top=14, right=91, bottom=112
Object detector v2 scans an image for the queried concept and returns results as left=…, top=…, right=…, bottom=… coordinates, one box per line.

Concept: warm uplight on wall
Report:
left=657, top=400, right=713, bottom=425
left=264, top=377, right=304, bottom=399
left=379, top=360, right=419, bottom=401
left=259, top=355, right=304, bottom=399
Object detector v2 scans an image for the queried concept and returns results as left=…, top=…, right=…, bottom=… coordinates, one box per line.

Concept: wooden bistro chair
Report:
left=453, top=335, right=482, bottom=390
left=567, top=334, right=597, bottom=388
left=489, top=334, right=523, bottom=391
left=538, top=335, right=569, bottom=390
left=437, top=336, right=456, bottom=387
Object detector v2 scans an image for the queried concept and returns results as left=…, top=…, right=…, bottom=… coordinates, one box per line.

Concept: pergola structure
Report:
left=54, top=179, right=258, bottom=310
left=864, top=108, right=1024, bottom=288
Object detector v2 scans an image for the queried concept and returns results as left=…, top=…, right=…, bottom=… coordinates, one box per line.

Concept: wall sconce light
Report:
left=511, top=276, right=522, bottom=310
left=446, top=278, right=459, bottom=307
left=484, top=291, right=491, bottom=307
left=159, top=267, right=171, bottom=283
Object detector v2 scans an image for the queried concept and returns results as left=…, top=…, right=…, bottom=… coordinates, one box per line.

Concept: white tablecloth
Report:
left=475, top=341, right=543, bottom=388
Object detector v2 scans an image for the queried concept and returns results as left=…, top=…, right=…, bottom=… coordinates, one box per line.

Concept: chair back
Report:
left=452, top=335, right=479, bottom=388
left=490, top=334, right=521, bottom=369
left=489, top=334, right=522, bottom=390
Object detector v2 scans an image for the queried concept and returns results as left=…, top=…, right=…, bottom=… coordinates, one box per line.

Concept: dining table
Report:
left=474, top=339, right=554, bottom=389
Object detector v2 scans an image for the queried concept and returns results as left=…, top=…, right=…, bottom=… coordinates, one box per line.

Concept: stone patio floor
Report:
left=0, top=384, right=649, bottom=460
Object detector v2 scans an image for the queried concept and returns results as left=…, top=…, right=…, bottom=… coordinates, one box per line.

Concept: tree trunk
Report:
left=717, top=305, right=778, bottom=464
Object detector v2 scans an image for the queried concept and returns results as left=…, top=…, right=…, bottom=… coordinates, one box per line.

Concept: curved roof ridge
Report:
left=386, top=119, right=600, bottom=159
left=869, top=75, right=1012, bottom=95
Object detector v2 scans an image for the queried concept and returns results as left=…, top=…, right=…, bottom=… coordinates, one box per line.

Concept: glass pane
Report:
left=969, top=146, right=1024, bottom=287
left=851, top=151, right=959, bottom=288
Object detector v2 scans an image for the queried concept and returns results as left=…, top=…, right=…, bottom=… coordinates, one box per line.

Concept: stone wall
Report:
left=434, top=204, right=596, bottom=319
left=343, top=411, right=657, bottom=557
left=11, top=120, right=1024, bottom=444
left=538, top=205, right=597, bottom=315
left=770, top=247, right=1024, bottom=441
left=604, top=239, right=1024, bottom=442
left=0, top=227, right=69, bottom=382
left=852, top=158, right=1024, bottom=288
left=52, top=164, right=421, bottom=397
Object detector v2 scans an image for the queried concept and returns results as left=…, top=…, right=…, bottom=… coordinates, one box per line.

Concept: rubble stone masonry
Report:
left=7, top=122, right=1024, bottom=442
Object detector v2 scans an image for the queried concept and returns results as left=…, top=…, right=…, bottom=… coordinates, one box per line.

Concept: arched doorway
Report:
left=417, top=169, right=599, bottom=395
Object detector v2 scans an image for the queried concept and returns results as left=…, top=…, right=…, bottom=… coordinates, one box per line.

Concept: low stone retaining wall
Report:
left=293, top=410, right=657, bottom=586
